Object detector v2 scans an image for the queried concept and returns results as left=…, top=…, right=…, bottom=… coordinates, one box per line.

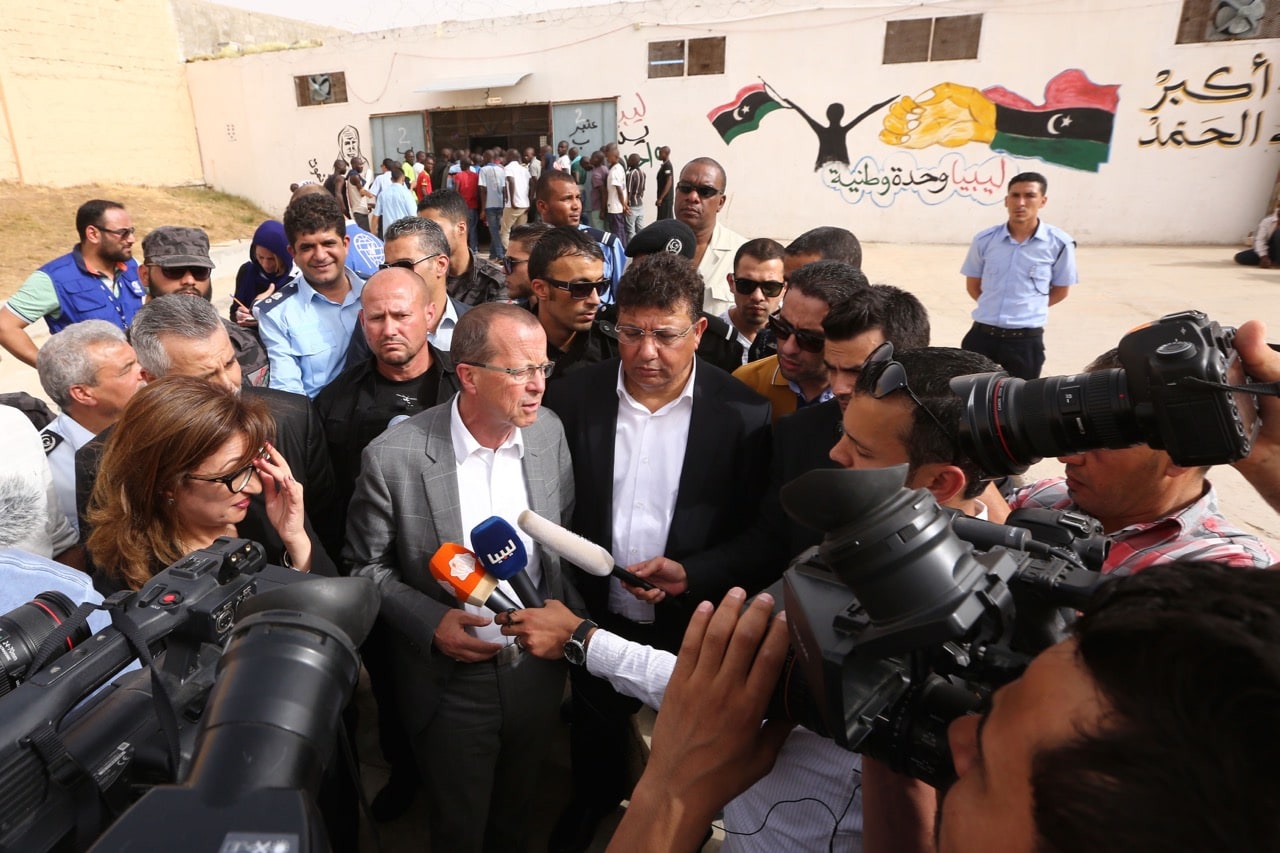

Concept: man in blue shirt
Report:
left=960, top=171, right=1078, bottom=379
left=255, top=193, right=365, bottom=397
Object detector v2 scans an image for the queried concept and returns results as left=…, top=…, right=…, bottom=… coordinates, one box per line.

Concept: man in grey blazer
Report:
left=345, top=302, right=579, bottom=852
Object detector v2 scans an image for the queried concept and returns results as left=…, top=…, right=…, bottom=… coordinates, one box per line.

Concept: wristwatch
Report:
left=563, top=619, right=597, bottom=666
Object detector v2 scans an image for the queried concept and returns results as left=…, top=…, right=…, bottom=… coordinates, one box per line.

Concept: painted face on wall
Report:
left=339, top=125, right=361, bottom=162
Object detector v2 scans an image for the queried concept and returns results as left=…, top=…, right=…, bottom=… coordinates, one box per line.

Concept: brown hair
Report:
left=86, top=376, right=274, bottom=590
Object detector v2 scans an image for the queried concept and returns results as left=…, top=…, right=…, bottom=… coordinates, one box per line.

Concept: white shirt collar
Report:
left=615, top=359, right=697, bottom=415
left=449, top=395, right=525, bottom=463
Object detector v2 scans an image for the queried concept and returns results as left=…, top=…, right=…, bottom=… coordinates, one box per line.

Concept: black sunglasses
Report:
left=149, top=265, right=212, bottom=282
left=379, top=253, right=442, bottom=271
left=732, top=276, right=785, bottom=298
left=767, top=312, right=825, bottom=353
left=862, top=342, right=961, bottom=456
left=502, top=256, right=528, bottom=275
left=676, top=182, right=721, bottom=199
left=543, top=276, right=608, bottom=300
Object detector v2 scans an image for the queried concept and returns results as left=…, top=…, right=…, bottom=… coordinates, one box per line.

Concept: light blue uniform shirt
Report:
left=961, top=221, right=1077, bottom=329
left=0, top=547, right=110, bottom=635
left=255, top=270, right=366, bottom=397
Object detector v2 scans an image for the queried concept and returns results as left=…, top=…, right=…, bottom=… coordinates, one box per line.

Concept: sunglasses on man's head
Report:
left=862, top=342, right=961, bottom=456
left=767, top=313, right=825, bottom=353
left=733, top=276, right=785, bottom=298
left=676, top=182, right=721, bottom=199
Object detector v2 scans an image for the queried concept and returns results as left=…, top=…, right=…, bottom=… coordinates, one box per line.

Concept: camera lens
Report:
left=0, top=591, right=86, bottom=693
left=950, top=369, right=1140, bottom=476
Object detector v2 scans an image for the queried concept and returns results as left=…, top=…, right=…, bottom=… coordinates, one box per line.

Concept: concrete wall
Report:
left=172, top=0, right=344, bottom=59
left=0, top=0, right=202, bottom=187
left=184, top=0, right=1280, bottom=244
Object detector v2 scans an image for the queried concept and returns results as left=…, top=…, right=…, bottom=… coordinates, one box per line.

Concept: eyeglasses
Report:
left=676, top=182, right=721, bottom=199
left=543, top=277, right=608, bottom=300
left=767, top=313, right=825, bottom=354
left=98, top=226, right=136, bottom=239
left=185, top=446, right=268, bottom=494
left=732, top=276, right=785, bottom=298
left=615, top=322, right=697, bottom=347
left=379, top=253, right=442, bottom=271
left=461, top=361, right=556, bottom=381
left=502, top=256, right=529, bottom=275
left=862, top=342, right=960, bottom=455
left=148, top=264, right=212, bottom=281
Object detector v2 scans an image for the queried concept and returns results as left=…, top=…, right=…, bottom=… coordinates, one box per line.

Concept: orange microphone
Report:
left=428, top=543, right=521, bottom=613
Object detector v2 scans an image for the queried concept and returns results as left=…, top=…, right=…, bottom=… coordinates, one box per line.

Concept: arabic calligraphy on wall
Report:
left=617, top=91, right=663, bottom=168
left=1140, top=53, right=1280, bottom=148
left=819, top=152, right=1019, bottom=207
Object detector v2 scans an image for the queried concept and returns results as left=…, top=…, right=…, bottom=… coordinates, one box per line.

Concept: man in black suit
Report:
left=75, top=295, right=340, bottom=560
left=541, top=252, right=771, bottom=851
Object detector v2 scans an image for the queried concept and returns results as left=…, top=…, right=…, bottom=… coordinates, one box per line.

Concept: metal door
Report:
left=551, top=100, right=617, bottom=155
left=370, top=113, right=427, bottom=166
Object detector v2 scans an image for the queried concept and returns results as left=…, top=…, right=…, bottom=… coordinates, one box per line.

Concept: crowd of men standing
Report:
left=1, top=138, right=1277, bottom=853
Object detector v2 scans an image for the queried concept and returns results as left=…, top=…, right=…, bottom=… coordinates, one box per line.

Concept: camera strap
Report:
left=108, top=607, right=184, bottom=779
left=28, top=600, right=102, bottom=674
left=1179, top=376, right=1280, bottom=397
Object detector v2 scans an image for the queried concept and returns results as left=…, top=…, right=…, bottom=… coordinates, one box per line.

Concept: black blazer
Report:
left=679, top=398, right=843, bottom=597
left=543, top=357, right=772, bottom=651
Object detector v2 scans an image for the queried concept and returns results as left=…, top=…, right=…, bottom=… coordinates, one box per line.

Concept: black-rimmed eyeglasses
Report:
left=185, top=447, right=268, bottom=493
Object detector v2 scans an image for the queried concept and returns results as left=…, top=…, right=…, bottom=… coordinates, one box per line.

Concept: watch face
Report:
left=564, top=640, right=585, bottom=666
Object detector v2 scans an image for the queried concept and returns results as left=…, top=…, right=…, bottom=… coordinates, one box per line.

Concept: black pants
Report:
left=1234, top=228, right=1280, bottom=265
left=961, top=324, right=1045, bottom=380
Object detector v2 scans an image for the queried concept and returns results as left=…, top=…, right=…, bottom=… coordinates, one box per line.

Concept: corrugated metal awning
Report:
left=415, top=72, right=530, bottom=93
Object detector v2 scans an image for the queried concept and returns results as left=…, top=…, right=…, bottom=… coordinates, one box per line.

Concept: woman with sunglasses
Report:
left=86, top=376, right=319, bottom=594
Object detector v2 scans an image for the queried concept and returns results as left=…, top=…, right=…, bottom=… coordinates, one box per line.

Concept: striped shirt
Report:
left=1009, top=478, right=1276, bottom=576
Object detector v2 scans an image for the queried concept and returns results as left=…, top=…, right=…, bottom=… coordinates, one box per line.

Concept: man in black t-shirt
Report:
left=654, top=146, right=674, bottom=220
left=315, top=267, right=460, bottom=519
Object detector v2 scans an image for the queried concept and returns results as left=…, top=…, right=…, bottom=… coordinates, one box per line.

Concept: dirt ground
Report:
left=0, top=182, right=268, bottom=300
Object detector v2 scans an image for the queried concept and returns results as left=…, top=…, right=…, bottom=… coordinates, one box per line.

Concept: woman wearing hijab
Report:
left=231, top=220, right=295, bottom=327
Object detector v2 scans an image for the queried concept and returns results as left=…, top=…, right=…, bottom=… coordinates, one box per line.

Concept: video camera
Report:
left=0, top=538, right=378, bottom=853
left=949, top=309, right=1267, bottom=476
left=770, top=466, right=1109, bottom=787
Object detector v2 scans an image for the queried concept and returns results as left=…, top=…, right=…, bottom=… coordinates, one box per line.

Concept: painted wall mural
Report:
left=879, top=70, right=1119, bottom=173
left=618, top=91, right=665, bottom=168
left=707, top=69, right=1120, bottom=207
left=1139, top=53, right=1279, bottom=148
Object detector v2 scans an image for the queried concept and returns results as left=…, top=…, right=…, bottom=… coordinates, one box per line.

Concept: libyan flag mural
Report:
left=707, top=83, right=784, bottom=144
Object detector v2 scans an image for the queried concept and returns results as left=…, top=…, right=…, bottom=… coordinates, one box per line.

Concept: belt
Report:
left=454, top=643, right=526, bottom=667
left=971, top=322, right=1044, bottom=339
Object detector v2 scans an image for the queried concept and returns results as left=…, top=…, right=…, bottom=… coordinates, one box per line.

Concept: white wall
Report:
left=184, top=0, right=1280, bottom=244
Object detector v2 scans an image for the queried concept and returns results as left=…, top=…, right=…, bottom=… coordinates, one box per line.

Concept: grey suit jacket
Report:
left=343, top=396, right=576, bottom=730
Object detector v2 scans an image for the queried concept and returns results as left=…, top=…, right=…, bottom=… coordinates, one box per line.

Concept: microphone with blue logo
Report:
left=470, top=516, right=544, bottom=608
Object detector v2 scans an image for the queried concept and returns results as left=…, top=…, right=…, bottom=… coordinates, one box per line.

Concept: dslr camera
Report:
left=949, top=309, right=1261, bottom=476
left=770, top=466, right=1108, bottom=786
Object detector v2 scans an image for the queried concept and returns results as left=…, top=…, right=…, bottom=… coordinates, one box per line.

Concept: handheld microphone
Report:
left=516, top=510, right=657, bottom=591
left=428, top=543, right=521, bottom=613
left=471, top=516, right=543, bottom=607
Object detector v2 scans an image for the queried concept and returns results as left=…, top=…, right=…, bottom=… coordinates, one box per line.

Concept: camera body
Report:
left=0, top=539, right=376, bottom=853
left=772, top=467, right=1107, bottom=787
left=950, top=310, right=1259, bottom=476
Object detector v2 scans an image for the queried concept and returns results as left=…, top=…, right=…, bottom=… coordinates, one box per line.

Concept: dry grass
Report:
left=0, top=182, right=270, bottom=300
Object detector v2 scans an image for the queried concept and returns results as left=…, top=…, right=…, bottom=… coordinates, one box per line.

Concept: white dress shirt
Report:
left=449, top=397, right=543, bottom=644
left=430, top=297, right=460, bottom=351
left=609, top=362, right=696, bottom=622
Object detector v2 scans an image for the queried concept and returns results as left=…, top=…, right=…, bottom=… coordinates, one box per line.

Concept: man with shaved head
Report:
left=675, top=157, right=746, bottom=316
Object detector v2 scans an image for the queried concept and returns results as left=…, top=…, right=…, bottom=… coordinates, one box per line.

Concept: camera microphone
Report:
left=516, top=510, right=656, bottom=591
left=428, top=543, right=522, bottom=613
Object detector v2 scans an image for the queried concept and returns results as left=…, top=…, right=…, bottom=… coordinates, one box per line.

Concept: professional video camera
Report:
left=949, top=309, right=1276, bottom=476
left=770, top=466, right=1108, bottom=787
left=0, top=538, right=378, bottom=853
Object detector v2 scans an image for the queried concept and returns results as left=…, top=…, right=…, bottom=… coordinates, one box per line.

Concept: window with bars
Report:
left=883, top=15, right=982, bottom=64
left=648, top=37, right=726, bottom=78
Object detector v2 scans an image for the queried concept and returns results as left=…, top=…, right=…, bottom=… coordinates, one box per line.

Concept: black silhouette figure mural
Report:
left=775, top=83, right=899, bottom=171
